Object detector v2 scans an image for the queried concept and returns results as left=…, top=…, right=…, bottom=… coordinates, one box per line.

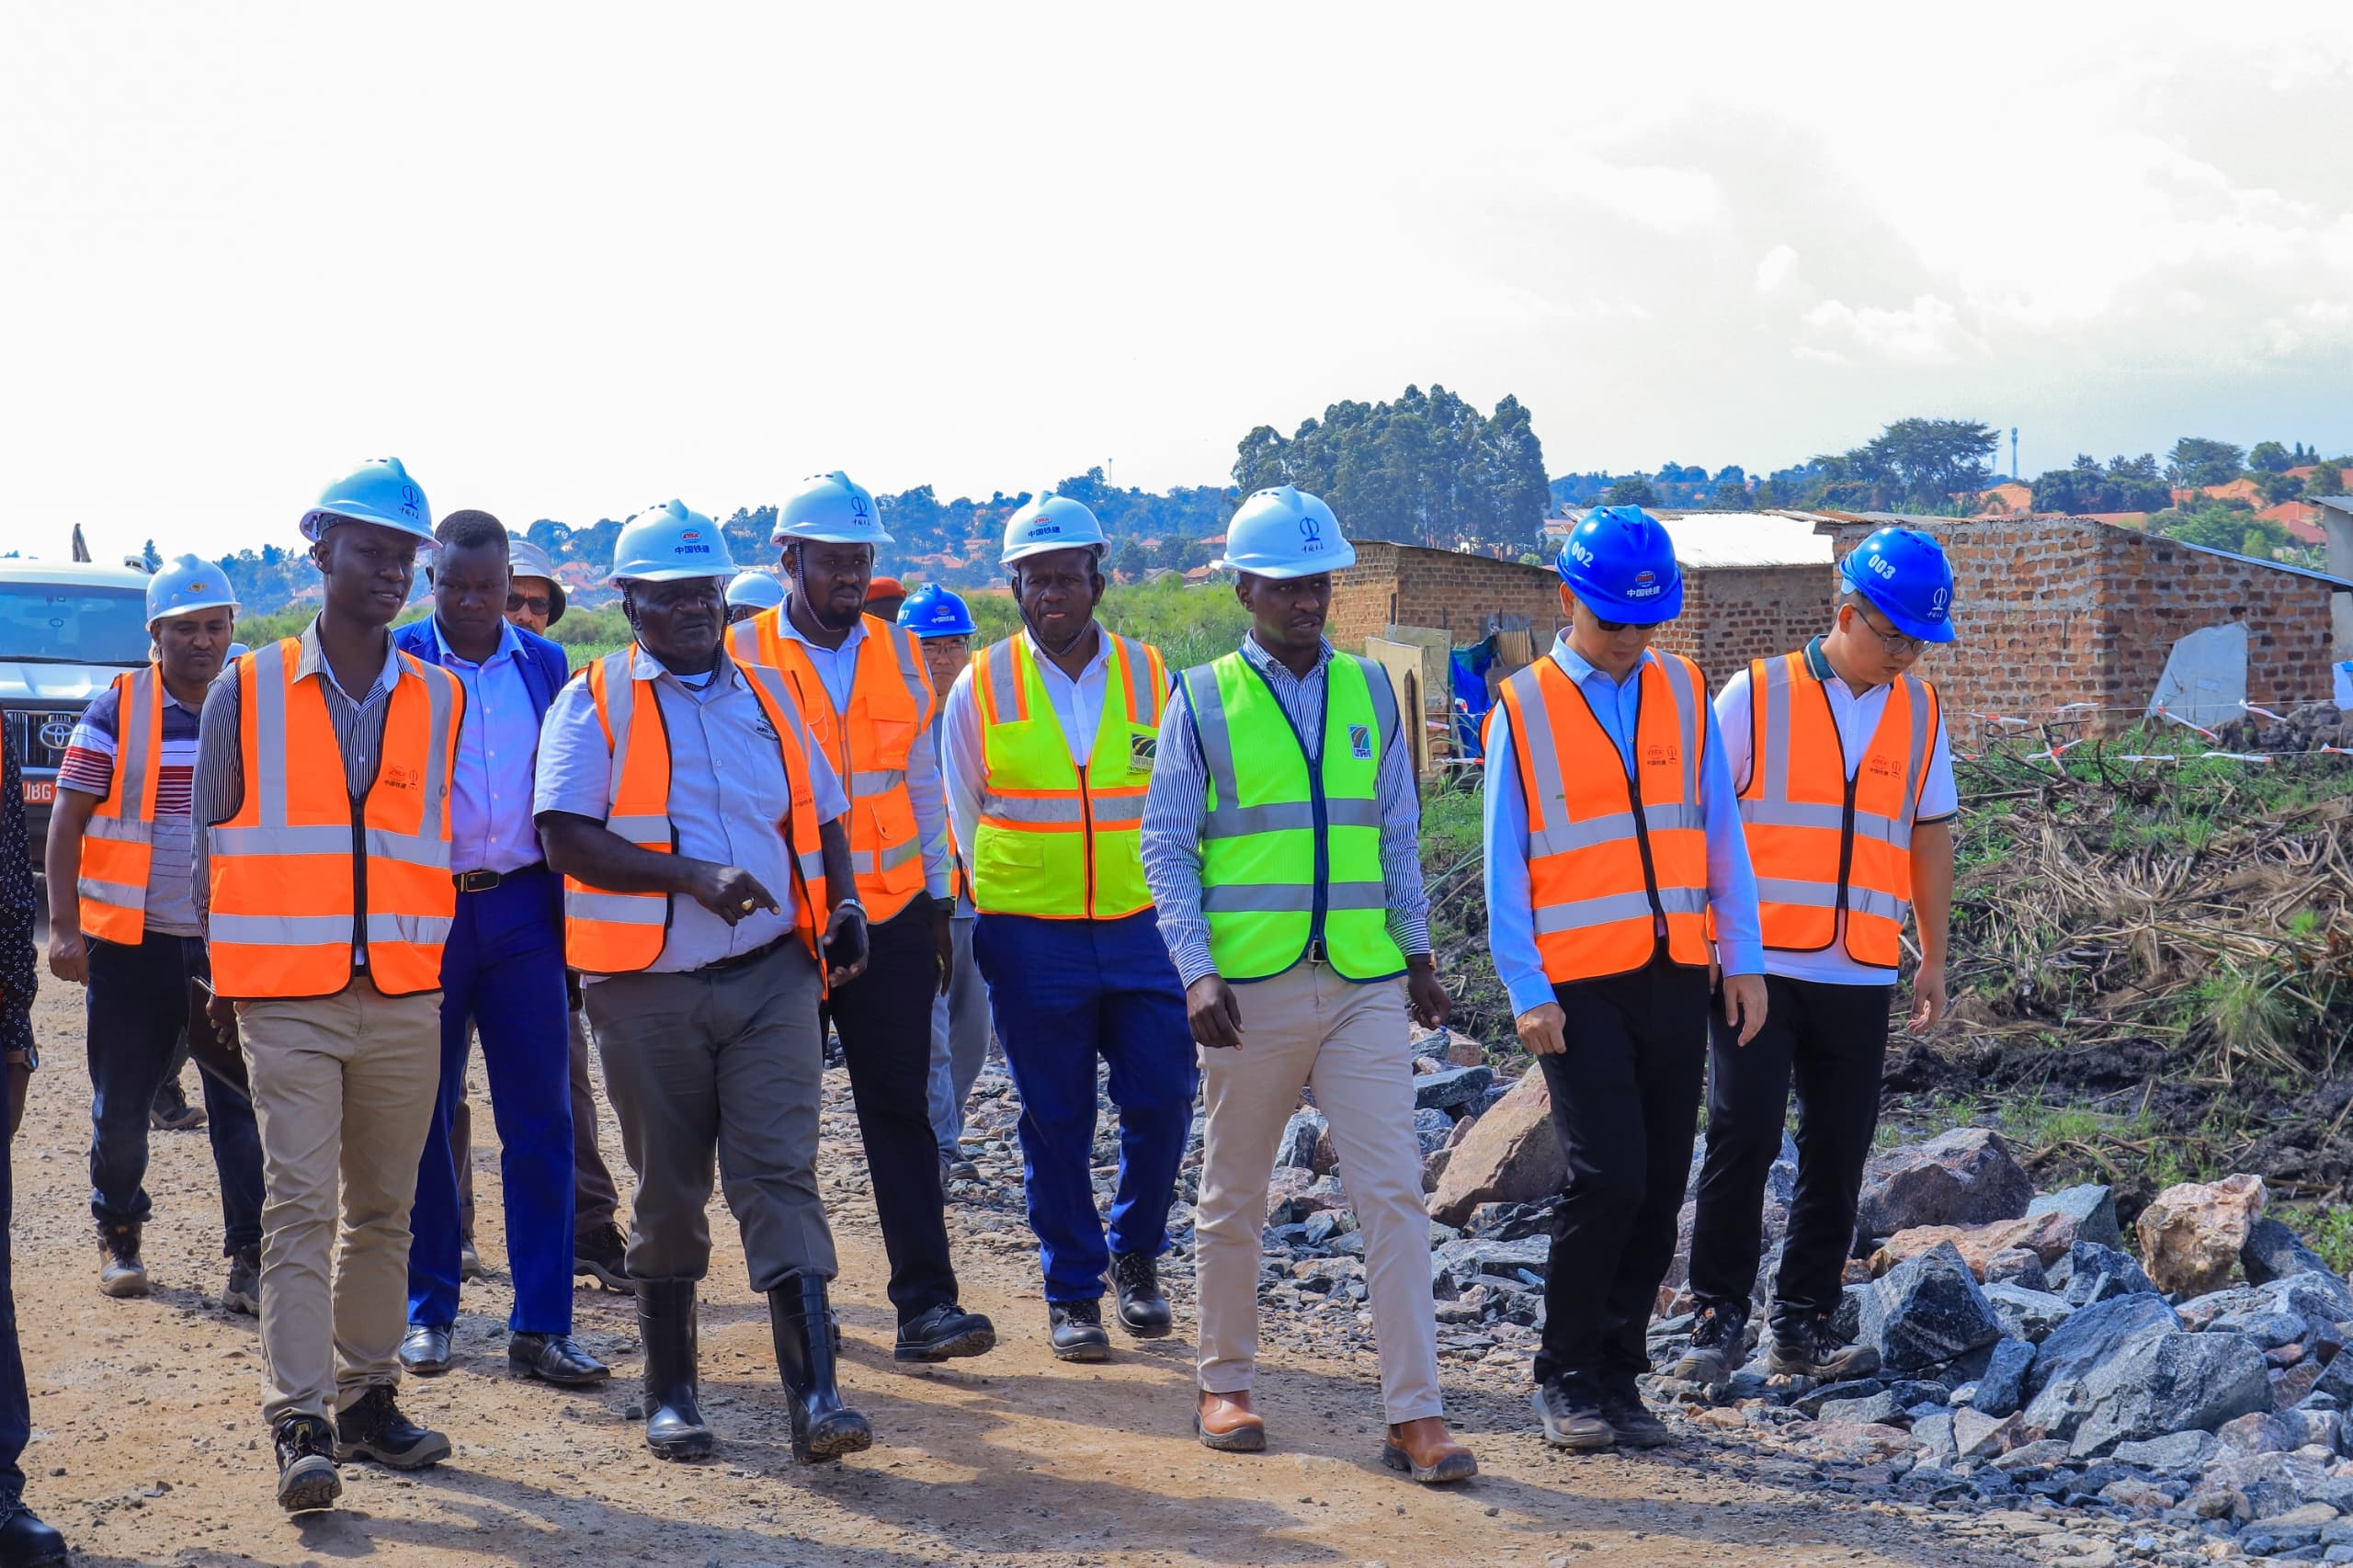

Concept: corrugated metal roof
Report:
left=1651, top=511, right=1836, bottom=570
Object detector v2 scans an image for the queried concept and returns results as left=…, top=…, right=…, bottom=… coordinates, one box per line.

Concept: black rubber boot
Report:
left=767, top=1272, right=872, bottom=1464
left=636, top=1279, right=714, bottom=1460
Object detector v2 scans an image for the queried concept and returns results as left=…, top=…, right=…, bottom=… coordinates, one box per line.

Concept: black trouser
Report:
left=1534, top=948, right=1710, bottom=1395
left=1688, top=973, right=1891, bottom=1339
left=824, top=899, right=957, bottom=1324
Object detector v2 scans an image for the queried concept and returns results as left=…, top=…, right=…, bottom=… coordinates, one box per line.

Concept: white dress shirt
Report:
left=940, top=624, right=1120, bottom=867
left=431, top=616, right=543, bottom=876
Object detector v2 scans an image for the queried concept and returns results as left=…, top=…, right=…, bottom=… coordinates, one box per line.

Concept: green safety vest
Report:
left=1179, top=649, right=1406, bottom=983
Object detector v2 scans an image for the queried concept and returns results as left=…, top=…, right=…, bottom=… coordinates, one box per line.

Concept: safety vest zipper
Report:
left=1077, top=772, right=1096, bottom=917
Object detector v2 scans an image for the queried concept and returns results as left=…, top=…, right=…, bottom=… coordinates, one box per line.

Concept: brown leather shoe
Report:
left=1381, top=1416, right=1477, bottom=1483
left=1193, top=1389, right=1266, bottom=1453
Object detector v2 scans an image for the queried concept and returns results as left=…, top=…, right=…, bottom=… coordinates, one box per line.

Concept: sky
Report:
left=5, top=2, right=2350, bottom=565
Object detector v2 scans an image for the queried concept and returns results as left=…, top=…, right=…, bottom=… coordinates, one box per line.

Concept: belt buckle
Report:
left=1307, top=937, right=1328, bottom=966
left=453, top=869, right=501, bottom=893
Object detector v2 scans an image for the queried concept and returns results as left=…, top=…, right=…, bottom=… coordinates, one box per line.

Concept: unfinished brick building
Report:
left=1819, top=514, right=2346, bottom=739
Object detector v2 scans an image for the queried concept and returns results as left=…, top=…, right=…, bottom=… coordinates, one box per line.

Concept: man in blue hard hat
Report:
left=1676, top=526, right=1958, bottom=1387
left=1483, top=506, right=1767, bottom=1453
left=899, top=584, right=992, bottom=1187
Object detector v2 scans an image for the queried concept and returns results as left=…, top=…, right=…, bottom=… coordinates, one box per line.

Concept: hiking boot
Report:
left=1381, top=1416, right=1478, bottom=1483
left=941, top=1153, right=980, bottom=1185
left=222, top=1244, right=261, bottom=1316
left=97, top=1221, right=148, bottom=1299
left=893, top=1301, right=997, bottom=1363
left=1768, top=1313, right=1881, bottom=1382
left=334, top=1386, right=450, bottom=1470
left=0, top=1502, right=69, bottom=1564
left=460, top=1240, right=484, bottom=1281
left=1670, top=1301, right=1748, bottom=1384
left=1048, top=1299, right=1111, bottom=1362
left=1531, top=1382, right=1615, bottom=1451
left=1598, top=1388, right=1674, bottom=1449
left=151, top=1077, right=206, bottom=1131
left=1110, top=1251, right=1172, bottom=1337
left=574, top=1221, right=631, bottom=1292
left=768, top=1273, right=872, bottom=1463
left=272, top=1414, right=341, bottom=1512
left=638, top=1278, right=714, bottom=1460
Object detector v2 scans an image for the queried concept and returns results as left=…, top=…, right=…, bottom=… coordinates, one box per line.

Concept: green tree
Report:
left=1112, top=539, right=1148, bottom=582
left=2166, top=437, right=2245, bottom=488
left=2248, top=441, right=2294, bottom=473
left=1603, top=477, right=1659, bottom=506
left=2258, top=472, right=2307, bottom=505
left=2313, top=461, right=2346, bottom=495
left=1709, top=481, right=1750, bottom=510
left=1795, top=419, right=1996, bottom=513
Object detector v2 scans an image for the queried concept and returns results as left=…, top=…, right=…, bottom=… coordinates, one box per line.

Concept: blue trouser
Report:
left=85, top=932, right=264, bottom=1252
left=972, top=910, right=1197, bottom=1303
left=407, top=869, right=574, bottom=1333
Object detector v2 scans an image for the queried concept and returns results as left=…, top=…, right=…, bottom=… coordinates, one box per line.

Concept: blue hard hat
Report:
left=1840, top=527, right=1957, bottom=643
left=1554, top=506, right=1682, bottom=624
left=898, top=582, right=977, bottom=639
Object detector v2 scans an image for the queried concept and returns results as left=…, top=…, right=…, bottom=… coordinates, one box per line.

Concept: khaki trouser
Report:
left=1193, top=964, right=1444, bottom=1424
left=240, top=978, right=441, bottom=1426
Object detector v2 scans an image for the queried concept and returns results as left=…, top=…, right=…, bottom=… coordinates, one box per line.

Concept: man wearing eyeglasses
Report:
left=1674, top=525, right=1958, bottom=1389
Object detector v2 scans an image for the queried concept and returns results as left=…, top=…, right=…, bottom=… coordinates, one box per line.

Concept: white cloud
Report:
left=1754, top=245, right=1799, bottom=295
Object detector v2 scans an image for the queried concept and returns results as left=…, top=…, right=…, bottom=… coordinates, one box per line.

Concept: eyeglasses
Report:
left=1853, top=605, right=1927, bottom=657
left=506, top=593, right=552, bottom=616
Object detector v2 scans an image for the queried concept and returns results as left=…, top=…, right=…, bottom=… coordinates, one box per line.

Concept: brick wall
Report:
left=1329, top=541, right=1569, bottom=652
left=1821, top=516, right=2336, bottom=738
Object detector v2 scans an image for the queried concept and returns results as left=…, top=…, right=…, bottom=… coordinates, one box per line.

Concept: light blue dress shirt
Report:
left=1483, top=635, right=1764, bottom=1017
left=536, top=646, right=847, bottom=976
left=431, top=616, right=543, bottom=876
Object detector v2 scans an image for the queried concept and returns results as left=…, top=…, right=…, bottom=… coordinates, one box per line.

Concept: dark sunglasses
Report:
left=506, top=592, right=553, bottom=616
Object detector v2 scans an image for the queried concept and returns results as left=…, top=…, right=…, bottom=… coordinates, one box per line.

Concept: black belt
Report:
left=453, top=863, right=547, bottom=893
left=704, top=934, right=793, bottom=975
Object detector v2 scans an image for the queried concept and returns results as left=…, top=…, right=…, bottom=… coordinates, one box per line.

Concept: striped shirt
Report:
left=60, top=680, right=203, bottom=936
left=1140, top=633, right=1431, bottom=987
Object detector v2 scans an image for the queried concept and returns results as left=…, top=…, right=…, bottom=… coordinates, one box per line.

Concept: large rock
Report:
left=2068, top=1332, right=2273, bottom=1458
left=2112, top=1430, right=2221, bottom=1471
left=1984, top=1283, right=2075, bottom=1345
left=1275, top=1108, right=1327, bottom=1170
left=1426, top=1070, right=1562, bottom=1227
left=2022, top=1292, right=2183, bottom=1437
left=1852, top=1128, right=2033, bottom=1244
left=1857, top=1242, right=2003, bottom=1374
left=2243, top=1216, right=2335, bottom=1287
left=2047, top=1241, right=2159, bottom=1305
left=1971, top=1336, right=2037, bottom=1419
left=2028, top=1184, right=2126, bottom=1251
left=1412, top=1065, right=1494, bottom=1112
left=1870, top=1211, right=2076, bottom=1279
left=2136, top=1174, right=2268, bottom=1297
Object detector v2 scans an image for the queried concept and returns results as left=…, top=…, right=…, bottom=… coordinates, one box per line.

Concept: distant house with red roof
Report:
left=2258, top=499, right=2326, bottom=545
left=1973, top=482, right=2034, bottom=516
left=2172, top=478, right=2266, bottom=506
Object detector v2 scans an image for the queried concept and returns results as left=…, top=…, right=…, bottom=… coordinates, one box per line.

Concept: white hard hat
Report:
left=301, top=457, right=436, bottom=544
left=609, top=500, right=734, bottom=584
left=146, top=553, right=240, bottom=626
left=773, top=471, right=893, bottom=547
left=1214, top=485, right=1356, bottom=580
left=1000, top=494, right=1108, bottom=567
left=726, top=570, right=787, bottom=610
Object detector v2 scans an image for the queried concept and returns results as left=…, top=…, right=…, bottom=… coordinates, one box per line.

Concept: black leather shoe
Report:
left=398, top=1323, right=453, bottom=1375
left=574, top=1221, right=632, bottom=1291
left=637, top=1278, right=714, bottom=1460
left=892, top=1301, right=997, bottom=1363
left=1110, top=1251, right=1171, bottom=1338
left=1048, top=1299, right=1111, bottom=1362
left=334, top=1386, right=450, bottom=1470
left=768, top=1273, right=872, bottom=1463
left=272, top=1414, right=342, bottom=1512
left=509, top=1332, right=610, bottom=1386
left=0, top=1504, right=70, bottom=1565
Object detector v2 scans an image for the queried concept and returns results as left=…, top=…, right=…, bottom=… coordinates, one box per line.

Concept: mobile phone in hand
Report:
left=824, top=911, right=868, bottom=980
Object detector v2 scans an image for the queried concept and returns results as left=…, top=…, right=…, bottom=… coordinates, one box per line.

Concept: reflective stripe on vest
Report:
left=562, top=646, right=830, bottom=974
left=729, top=608, right=934, bottom=922
left=1502, top=650, right=1711, bottom=984
left=1182, top=649, right=1404, bottom=983
left=78, top=665, right=162, bottom=943
left=971, top=630, right=1165, bottom=919
left=1738, top=653, right=1937, bottom=966
left=206, top=638, right=461, bottom=999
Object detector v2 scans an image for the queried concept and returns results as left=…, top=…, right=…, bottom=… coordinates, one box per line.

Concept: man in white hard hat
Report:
left=537, top=502, right=876, bottom=1465
left=191, top=457, right=466, bottom=1509
left=727, top=472, right=991, bottom=1365
left=45, top=555, right=266, bottom=1311
left=725, top=569, right=785, bottom=626
left=1142, top=487, right=1474, bottom=1482
left=939, top=494, right=1196, bottom=1361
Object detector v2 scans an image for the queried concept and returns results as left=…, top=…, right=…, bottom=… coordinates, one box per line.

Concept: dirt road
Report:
left=10, top=973, right=2016, bottom=1568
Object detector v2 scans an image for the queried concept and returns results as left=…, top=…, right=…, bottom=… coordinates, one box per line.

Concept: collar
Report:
left=428, top=614, right=521, bottom=670
left=773, top=598, right=868, bottom=654
left=1242, top=631, right=1332, bottom=681
left=1804, top=634, right=1890, bottom=697
left=294, top=617, right=401, bottom=701
left=628, top=642, right=738, bottom=692
left=1548, top=632, right=1654, bottom=688
left=1021, top=622, right=1111, bottom=678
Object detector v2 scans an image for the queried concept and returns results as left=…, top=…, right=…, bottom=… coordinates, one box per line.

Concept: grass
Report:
left=2298, top=1206, right=2353, bottom=1275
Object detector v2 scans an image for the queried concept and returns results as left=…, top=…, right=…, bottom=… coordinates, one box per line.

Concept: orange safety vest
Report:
left=563, top=646, right=830, bottom=974
left=727, top=608, right=935, bottom=923
left=207, top=638, right=463, bottom=999
left=1737, top=651, right=1938, bottom=966
left=1496, top=650, right=1712, bottom=984
left=77, top=665, right=165, bottom=943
